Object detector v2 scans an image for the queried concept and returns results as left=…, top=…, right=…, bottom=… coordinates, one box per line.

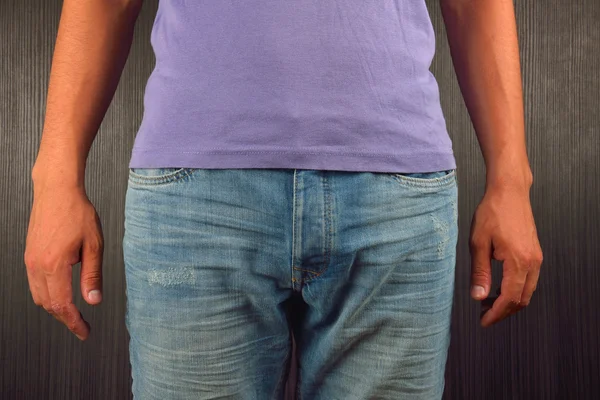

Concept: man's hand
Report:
left=24, top=172, right=104, bottom=341
left=469, top=182, right=543, bottom=327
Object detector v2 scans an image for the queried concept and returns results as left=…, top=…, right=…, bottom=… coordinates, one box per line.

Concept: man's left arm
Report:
left=439, top=0, right=544, bottom=327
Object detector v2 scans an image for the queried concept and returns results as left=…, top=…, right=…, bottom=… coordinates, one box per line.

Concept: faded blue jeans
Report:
left=123, top=167, right=458, bottom=400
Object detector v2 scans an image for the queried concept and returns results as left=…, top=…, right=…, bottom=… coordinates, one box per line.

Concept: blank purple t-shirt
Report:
left=128, top=1, right=456, bottom=173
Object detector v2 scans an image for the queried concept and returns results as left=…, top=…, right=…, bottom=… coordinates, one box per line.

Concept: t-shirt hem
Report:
left=128, top=148, right=457, bottom=173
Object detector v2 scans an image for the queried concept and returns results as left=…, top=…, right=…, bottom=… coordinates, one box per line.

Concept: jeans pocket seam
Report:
left=128, top=168, right=194, bottom=186
left=391, top=169, right=456, bottom=188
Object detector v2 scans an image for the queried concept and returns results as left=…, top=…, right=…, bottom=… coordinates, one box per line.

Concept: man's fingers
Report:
left=469, top=232, right=492, bottom=300
left=25, top=263, right=48, bottom=308
left=28, top=269, right=65, bottom=323
left=45, top=263, right=90, bottom=340
left=502, top=267, right=539, bottom=320
left=518, top=266, right=540, bottom=307
left=80, top=232, right=104, bottom=305
left=518, top=245, right=542, bottom=307
left=480, top=295, right=497, bottom=319
left=480, top=263, right=526, bottom=327
left=480, top=293, right=520, bottom=327
left=25, top=259, right=62, bottom=322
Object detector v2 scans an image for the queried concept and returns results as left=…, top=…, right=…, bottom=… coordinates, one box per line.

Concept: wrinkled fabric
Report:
left=123, top=167, right=458, bottom=399
left=129, top=1, right=456, bottom=173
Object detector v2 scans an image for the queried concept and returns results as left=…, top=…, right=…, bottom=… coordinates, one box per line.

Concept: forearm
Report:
left=32, top=0, right=143, bottom=188
left=440, top=0, right=533, bottom=191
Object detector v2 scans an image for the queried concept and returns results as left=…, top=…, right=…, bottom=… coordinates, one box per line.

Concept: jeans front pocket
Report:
left=390, top=169, right=457, bottom=189
left=128, top=167, right=196, bottom=186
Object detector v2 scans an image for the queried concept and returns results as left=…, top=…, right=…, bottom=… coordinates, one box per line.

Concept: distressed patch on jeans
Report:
left=452, top=197, right=458, bottom=224
left=148, top=266, right=196, bottom=287
left=431, top=213, right=452, bottom=257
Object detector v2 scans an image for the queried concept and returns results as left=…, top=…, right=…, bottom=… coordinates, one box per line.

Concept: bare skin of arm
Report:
left=440, top=0, right=543, bottom=327
left=25, top=0, right=144, bottom=340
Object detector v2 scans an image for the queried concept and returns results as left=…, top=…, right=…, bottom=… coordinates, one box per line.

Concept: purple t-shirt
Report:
left=128, top=1, right=456, bottom=173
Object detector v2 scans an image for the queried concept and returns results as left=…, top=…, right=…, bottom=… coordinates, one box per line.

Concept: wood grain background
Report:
left=1, top=1, right=598, bottom=399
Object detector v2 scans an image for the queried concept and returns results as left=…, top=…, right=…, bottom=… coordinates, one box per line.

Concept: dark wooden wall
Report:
left=1, top=1, right=598, bottom=399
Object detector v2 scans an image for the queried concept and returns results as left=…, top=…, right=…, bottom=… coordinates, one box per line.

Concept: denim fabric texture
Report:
left=123, top=167, right=458, bottom=399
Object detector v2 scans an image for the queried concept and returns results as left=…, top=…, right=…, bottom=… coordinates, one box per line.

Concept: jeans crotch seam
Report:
left=273, top=335, right=293, bottom=398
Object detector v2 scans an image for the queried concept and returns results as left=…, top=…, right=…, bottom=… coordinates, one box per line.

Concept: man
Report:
left=24, top=0, right=543, bottom=398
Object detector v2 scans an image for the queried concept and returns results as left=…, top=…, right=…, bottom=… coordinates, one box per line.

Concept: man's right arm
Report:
left=25, top=0, right=144, bottom=341
left=32, top=0, right=144, bottom=186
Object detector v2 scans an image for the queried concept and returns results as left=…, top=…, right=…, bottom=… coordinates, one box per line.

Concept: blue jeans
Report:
left=123, top=167, right=458, bottom=400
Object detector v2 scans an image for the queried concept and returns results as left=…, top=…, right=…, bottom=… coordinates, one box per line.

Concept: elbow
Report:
left=439, top=0, right=474, bottom=17
left=112, top=0, right=144, bottom=16
left=439, top=0, right=472, bottom=10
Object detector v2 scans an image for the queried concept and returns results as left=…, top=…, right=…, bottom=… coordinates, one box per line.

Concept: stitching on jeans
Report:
left=128, top=168, right=194, bottom=185
left=293, top=174, right=333, bottom=282
left=129, top=168, right=187, bottom=180
left=274, top=339, right=292, bottom=397
left=292, top=266, right=319, bottom=274
left=391, top=169, right=456, bottom=188
left=291, top=170, right=298, bottom=290
left=323, top=174, right=332, bottom=277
